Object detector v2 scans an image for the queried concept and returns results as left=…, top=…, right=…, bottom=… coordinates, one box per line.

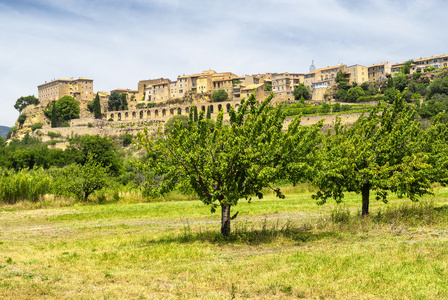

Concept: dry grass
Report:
left=1, top=186, right=448, bottom=299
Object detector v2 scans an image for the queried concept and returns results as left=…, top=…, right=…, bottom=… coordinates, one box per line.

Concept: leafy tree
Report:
left=361, top=82, right=370, bottom=91
left=384, top=87, right=399, bottom=103
left=427, top=76, right=448, bottom=98
left=400, top=60, right=414, bottom=75
left=335, top=89, right=347, bottom=101
left=211, top=89, right=228, bottom=102
left=164, top=115, right=189, bottom=135
left=346, top=86, right=365, bottom=102
left=264, top=83, right=272, bottom=91
left=393, top=73, right=409, bottom=92
left=55, top=96, right=80, bottom=121
left=64, top=154, right=110, bottom=201
left=17, top=113, right=27, bottom=126
left=0, top=136, right=5, bottom=147
left=387, top=77, right=394, bottom=89
left=120, top=93, right=128, bottom=110
left=108, top=91, right=121, bottom=111
left=93, top=93, right=102, bottom=119
left=14, top=95, right=39, bottom=112
left=294, top=83, right=311, bottom=100
left=136, top=93, right=322, bottom=236
left=67, top=135, right=122, bottom=175
left=122, top=133, right=133, bottom=147
left=31, top=123, right=42, bottom=131
left=312, top=94, right=434, bottom=215
left=335, top=71, right=347, bottom=83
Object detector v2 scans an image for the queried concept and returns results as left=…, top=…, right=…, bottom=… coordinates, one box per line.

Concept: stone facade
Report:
left=38, top=77, right=94, bottom=105
left=368, top=62, right=391, bottom=81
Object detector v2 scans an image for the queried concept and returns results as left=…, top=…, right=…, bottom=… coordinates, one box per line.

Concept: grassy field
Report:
left=1, top=185, right=448, bottom=299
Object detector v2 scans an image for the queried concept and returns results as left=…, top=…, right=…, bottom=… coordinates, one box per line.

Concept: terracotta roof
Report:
left=241, top=83, right=263, bottom=91
left=367, top=62, right=391, bottom=68
left=306, top=64, right=345, bottom=75
left=413, top=54, right=448, bottom=63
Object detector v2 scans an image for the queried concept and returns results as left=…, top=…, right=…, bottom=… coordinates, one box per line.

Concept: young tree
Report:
left=312, top=94, right=435, bottom=215
left=120, top=93, right=128, bottom=110
left=345, top=86, right=365, bottom=102
left=64, top=154, right=110, bottom=201
left=14, top=95, right=39, bottom=112
left=136, top=93, right=322, bottom=236
left=93, top=93, right=102, bottom=119
left=206, top=106, right=211, bottom=119
left=192, top=105, right=198, bottom=122
left=294, top=83, right=311, bottom=100
left=211, top=89, right=228, bottom=102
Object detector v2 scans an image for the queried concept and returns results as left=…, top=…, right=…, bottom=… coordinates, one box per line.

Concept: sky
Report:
left=1, top=0, right=447, bottom=127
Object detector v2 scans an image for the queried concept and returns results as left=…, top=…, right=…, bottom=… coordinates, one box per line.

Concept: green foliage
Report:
left=17, top=113, right=27, bottom=126
left=10, top=126, right=17, bottom=133
left=384, top=87, right=399, bottom=103
left=47, top=131, right=61, bottom=138
left=108, top=91, right=122, bottom=111
left=14, top=95, right=39, bottom=113
left=87, top=122, right=93, bottom=128
left=164, top=115, right=189, bottom=135
left=120, top=93, right=128, bottom=110
left=293, top=83, right=311, bottom=100
left=67, top=135, right=122, bottom=176
left=393, top=73, right=409, bottom=92
left=136, top=93, right=323, bottom=236
left=31, top=123, right=43, bottom=131
left=50, top=101, right=57, bottom=128
left=93, top=93, right=102, bottom=119
left=211, top=89, right=228, bottom=102
left=264, top=83, right=272, bottom=91
left=0, top=168, right=52, bottom=204
left=0, top=136, right=5, bottom=147
left=360, top=82, right=370, bottom=91
left=60, top=121, right=70, bottom=127
left=62, top=154, right=110, bottom=201
left=335, top=71, right=347, bottom=83
left=400, top=60, right=413, bottom=75
left=122, top=133, right=133, bottom=147
left=412, top=72, right=422, bottom=80
left=55, top=96, right=80, bottom=121
left=206, top=106, right=211, bottom=119
left=87, top=101, right=94, bottom=113
left=335, top=88, right=347, bottom=101
left=427, top=76, right=448, bottom=98
left=345, top=86, right=365, bottom=102
left=320, top=102, right=331, bottom=113
left=312, top=94, right=437, bottom=215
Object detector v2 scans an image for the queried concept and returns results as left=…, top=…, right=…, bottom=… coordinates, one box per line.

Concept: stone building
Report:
left=411, top=54, right=448, bottom=73
left=271, top=72, right=304, bottom=101
left=38, top=77, right=94, bottom=106
left=346, top=64, right=368, bottom=85
left=367, top=62, right=391, bottom=81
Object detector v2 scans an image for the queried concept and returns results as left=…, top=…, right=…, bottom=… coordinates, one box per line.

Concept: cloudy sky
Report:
left=1, top=0, right=447, bottom=126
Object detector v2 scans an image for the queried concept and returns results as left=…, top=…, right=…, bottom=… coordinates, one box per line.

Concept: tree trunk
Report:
left=221, top=204, right=231, bottom=236
left=361, top=182, right=370, bottom=216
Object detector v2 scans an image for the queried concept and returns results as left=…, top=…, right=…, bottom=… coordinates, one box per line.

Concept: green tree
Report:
left=211, top=89, right=228, bottom=102
left=64, top=154, right=110, bottom=201
left=400, top=60, right=414, bottom=75
left=55, top=96, right=80, bottom=121
left=120, top=93, right=128, bottom=110
left=51, top=101, right=58, bottom=128
left=335, top=71, right=347, bottom=83
left=108, top=91, right=121, bottom=111
left=0, top=136, right=5, bottom=147
left=312, top=94, right=434, bottom=215
left=136, top=93, right=322, bottom=236
left=17, top=113, right=27, bottom=126
left=164, top=115, right=189, bottom=135
left=93, top=93, right=102, bottom=119
left=294, top=83, right=311, bottom=100
left=346, top=86, right=365, bottom=102
left=192, top=105, right=198, bottom=122
left=14, top=95, right=39, bottom=113
left=264, top=83, right=272, bottom=91
left=393, top=73, right=409, bottom=92
left=206, top=106, right=211, bottom=119
left=427, top=76, right=448, bottom=98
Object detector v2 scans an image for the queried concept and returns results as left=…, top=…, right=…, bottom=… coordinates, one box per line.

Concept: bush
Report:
left=31, top=123, right=43, bottom=131
left=211, top=90, right=228, bottom=102
left=61, top=121, right=70, bottom=127
left=412, top=72, right=422, bottom=80
left=346, top=86, right=365, bottom=102
left=87, top=122, right=93, bottom=128
left=18, top=113, right=27, bottom=125
left=48, top=131, right=61, bottom=138
left=164, top=115, right=189, bottom=134
left=122, top=133, right=133, bottom=146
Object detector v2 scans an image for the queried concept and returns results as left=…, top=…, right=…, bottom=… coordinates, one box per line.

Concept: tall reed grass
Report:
left=0, top=168, right=52, bottom=204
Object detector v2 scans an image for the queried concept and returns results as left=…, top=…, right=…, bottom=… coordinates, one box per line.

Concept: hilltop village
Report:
left=11, top=53, right=448, bottom=146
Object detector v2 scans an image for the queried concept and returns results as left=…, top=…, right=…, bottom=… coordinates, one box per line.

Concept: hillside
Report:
left=0, top=126, right=10, bottom=139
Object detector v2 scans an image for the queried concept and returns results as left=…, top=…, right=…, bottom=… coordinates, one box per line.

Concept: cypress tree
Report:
left=193, top=106, right=198, bottom=122
left=51, top=101, right=58, bottom=128
left=206, top=106, right=211, bottom=119
left=93, top=93, right=102, bottom=119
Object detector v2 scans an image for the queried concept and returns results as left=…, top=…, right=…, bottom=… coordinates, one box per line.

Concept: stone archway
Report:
left=155, top=109, right=159, bottom=117
left=140, top=111, right=143, bottom=119
left=162, top=109, right=166, bottom=117
left=117, top=112, right=122, bottom=121
left=147, top=110, right=151, bottom=117
left=217, top=104, right=222, bottom=112
left=226, top=103, right=231, bottom=112
left=185, top=107, right=189, bottom=114
left=132, top=111, right=136, bottom=119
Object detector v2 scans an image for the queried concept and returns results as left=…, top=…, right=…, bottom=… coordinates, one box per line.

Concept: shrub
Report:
left=87, top=122, right=93, bottom=128
left=61, top=121, right=70, bottom=127
left=31, top=123, right=43, bottom=131
left=18, top=113, right=27, bottom=125
left=211, top=90, right=228, bottom=102
left=48, top=131, right=61, bottom=138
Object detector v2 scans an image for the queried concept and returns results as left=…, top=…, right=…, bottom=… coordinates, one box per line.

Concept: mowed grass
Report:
left=1, top=186, right=448, bottom=299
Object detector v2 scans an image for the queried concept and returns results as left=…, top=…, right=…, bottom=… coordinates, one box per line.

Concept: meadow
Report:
left=1, top=184, right=448, bottom=299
